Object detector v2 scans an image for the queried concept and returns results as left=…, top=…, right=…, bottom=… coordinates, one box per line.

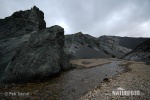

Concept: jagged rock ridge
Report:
left=0, top=6, right=46, bottom=39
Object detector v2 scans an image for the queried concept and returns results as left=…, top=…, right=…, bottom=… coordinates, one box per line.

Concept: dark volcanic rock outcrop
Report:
left=0, top=6, right=46, bottom=77
left=124, top=39, right=150, bottom=62
left=0, top=6, right=70, bottom=84
left=0, top=6, right=46, bottom=39
left=1, top=25, right=65, bottom=83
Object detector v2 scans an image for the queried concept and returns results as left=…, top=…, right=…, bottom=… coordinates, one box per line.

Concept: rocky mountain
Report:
left=124, top=39, right=150, bottom=62
left=64, top=33, right=148, bottom=59
left=0, top=6, right=70, bottom=84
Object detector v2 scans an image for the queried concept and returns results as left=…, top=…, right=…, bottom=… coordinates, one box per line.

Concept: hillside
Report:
left=64, top=33, right=148, bottom=59
left=124, top=39, right=150, bottom=63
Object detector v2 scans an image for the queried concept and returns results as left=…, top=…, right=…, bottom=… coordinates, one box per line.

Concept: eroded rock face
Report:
left=1, top=25, right=64, bottom=83
left=0, top=6, right=46, bottom=39
left=0, top=6, right=46, bottom=77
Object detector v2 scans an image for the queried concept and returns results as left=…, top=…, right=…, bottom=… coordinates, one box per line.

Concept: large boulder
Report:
left=1, top=25, right=65, bottom=83
left=0, top=6, right=46, bottom=77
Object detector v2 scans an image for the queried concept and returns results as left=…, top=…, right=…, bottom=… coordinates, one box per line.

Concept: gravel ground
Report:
left=79, top=61, right=150, bottom=100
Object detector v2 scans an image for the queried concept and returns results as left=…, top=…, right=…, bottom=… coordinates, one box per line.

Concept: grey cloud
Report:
left=0, top=0, right=150, bottom=37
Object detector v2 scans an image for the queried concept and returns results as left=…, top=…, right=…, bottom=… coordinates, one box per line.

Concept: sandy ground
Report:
left=79, top=61, right=150, bottom=100
left=70, top=58, right=111, bottom=68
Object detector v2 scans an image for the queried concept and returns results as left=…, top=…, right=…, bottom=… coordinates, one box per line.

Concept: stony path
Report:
left=79, top=61, right=150, bottom=100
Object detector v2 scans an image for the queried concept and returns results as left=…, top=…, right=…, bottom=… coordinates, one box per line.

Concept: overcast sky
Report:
left=0, top=0, right=150, bottom=37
